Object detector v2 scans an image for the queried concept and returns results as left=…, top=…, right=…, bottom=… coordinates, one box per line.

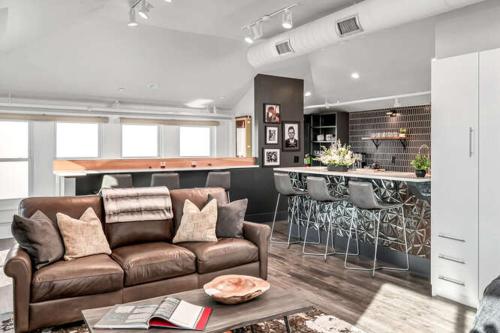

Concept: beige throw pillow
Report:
left=56, top=208, right=111, bottom=260
left=172, top=199, right=218, bottom=243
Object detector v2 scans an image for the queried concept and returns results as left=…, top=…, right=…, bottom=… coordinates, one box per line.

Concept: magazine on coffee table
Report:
left=93, top=297, right=212, bottom=330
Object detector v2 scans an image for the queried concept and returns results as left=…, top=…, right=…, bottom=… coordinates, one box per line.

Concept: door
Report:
left=431, top=53, right=479, bottom=307
left=479, top=48, right=500, bottom=298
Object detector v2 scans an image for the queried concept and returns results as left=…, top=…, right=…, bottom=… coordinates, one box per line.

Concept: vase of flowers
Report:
left=411, top=144, right=431, bottom=178
left=315, top=141, right=357, bottom=172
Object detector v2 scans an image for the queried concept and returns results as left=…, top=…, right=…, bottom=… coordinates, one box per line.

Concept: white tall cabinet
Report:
left=432, top=48, right=500, bottom=308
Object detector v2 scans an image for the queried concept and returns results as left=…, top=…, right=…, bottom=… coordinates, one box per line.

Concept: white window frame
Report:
left=0, top=120, right=31, bottom=200
left=120, top=124, right=160, bottom=158
left=55, top=122, right=101, bottom=159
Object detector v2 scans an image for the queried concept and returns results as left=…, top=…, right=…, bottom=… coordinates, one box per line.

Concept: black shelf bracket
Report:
left=371, top=139, right=381, bottom=150
left=369, top=138, right=407, bottom=150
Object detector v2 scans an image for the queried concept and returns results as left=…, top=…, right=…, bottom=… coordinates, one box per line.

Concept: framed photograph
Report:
left=264, top=104, right=281, bottom=123
left=282, top=122, right=300, bottom=151
left=262, top=148, right=280, bottom=167
left=265, top=126, right=279, bottom=145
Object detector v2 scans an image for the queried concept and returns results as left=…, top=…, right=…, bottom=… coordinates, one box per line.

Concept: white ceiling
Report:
left=0, top=0, right=438, bottom=112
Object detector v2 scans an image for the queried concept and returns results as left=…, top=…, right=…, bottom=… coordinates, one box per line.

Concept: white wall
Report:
left=232, top=83, right=257, bottom=157
left=435, top=0, right=500, bottom=59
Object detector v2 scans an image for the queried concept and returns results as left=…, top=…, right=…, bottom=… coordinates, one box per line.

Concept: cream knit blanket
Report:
left=101, top=187, right=173, bottom=223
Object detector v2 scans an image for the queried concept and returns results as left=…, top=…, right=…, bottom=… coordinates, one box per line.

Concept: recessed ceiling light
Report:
left=243, top=27, right=254, bottom=44
left=138, top=1, right=151, bottom=20
left=118, top=87, right=125, bottom=92
left=185, top=99, right=214, bottom=108
left=304, top=91, right=312, bottom=97
left=351, top=72, right=360, bottom=79
left=164, top=0, right=172, bottom=2
left=147, top=83, right=159, bottom=89
left=282, top=9, right=293, bottom=29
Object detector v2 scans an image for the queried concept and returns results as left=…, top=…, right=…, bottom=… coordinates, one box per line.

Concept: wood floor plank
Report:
left=268, top=221, right=476, bottom=333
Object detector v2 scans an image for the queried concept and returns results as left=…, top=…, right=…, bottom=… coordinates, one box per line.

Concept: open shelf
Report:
left=362, top=136, right=408, bottom=150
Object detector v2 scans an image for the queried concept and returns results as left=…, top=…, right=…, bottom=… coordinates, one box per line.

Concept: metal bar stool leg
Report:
left=270, top=193, right=281, bottom=242
left=379, top=206, right=410, bottom=272
left=287, top=196, right=301, bottom=248
left=344, top=209, right=356, bottom=269
left=332, top=206, right=360, bottom=257
left=372, top=211, right=382, bottom=277
left=302, top=200, right=314, bottom=254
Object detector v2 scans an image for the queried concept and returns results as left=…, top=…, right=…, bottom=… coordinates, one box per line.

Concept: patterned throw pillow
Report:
left=172, top=199, right=218, bottom=243
left=56, top=208, right=111, bottom=260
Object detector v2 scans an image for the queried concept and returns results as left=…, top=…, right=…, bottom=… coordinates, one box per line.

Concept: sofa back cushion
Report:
left=19, top=195, right=103, bottom=224
left=170, top=187, right=228, bottom=231
left=105, top=219, right=174, bottom=249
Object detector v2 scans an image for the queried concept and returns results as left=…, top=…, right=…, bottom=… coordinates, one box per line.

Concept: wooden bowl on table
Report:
left=203, top=275, right=271, bottom=305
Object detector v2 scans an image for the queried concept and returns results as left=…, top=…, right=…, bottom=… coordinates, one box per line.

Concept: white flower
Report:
left=314, top=140, right=357, bottom=167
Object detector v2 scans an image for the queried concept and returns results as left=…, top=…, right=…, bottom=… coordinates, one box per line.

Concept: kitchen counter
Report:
left=276, top=166, right=431, bottom=258
left=273, top=166, right=431, bottom=183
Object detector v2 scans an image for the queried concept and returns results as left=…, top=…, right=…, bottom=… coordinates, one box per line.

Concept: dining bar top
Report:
left=274, top=166, right=431, bottom=183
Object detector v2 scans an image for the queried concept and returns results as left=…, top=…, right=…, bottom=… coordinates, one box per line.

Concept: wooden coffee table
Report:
left=82, top=286, right=313, bottom=333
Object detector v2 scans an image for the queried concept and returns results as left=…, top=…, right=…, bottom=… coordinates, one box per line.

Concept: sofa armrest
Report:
left=4, top=244, right=32, bottom=333
left=243, top=221, right=271, bottom=280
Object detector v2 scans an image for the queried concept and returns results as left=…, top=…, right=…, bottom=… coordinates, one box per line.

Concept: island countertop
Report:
left=274, top=166, right=431, bottom=183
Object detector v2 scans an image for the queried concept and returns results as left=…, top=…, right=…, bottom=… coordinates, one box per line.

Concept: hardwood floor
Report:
left=268, top=221, right=476, bottom=333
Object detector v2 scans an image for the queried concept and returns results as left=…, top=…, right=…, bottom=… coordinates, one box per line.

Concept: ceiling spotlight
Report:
left=244, top=27, right=254, bottom=44
left=128, top=8, right=138, bottom=27
left=351, top=72, right=360, bottom=79
left=282, top=9, right=293, bottom=29
left=138, top=1, right=152, bottom=20
left=386, top=110, right=398, bottom=117
left=304, top=91, right=312, bottom=97
left=164, top=0, right=172, bottom=2
left=251, top=22, right=263, bottom=40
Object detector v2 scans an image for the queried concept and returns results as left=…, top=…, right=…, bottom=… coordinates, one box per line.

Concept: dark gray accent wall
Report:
left=349, top=105, right=431, bottom=172
left=255, top=74, right=304, bottom=167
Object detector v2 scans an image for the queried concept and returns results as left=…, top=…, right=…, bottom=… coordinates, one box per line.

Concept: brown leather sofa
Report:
left=4, top=187, right=271, bottom=333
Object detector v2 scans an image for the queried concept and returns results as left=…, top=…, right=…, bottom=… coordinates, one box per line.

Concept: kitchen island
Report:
left=274, top=166, right=431, bottom=258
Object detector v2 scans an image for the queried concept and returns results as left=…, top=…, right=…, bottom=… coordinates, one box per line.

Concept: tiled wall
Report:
left=349, top=105, right=431, bottom=172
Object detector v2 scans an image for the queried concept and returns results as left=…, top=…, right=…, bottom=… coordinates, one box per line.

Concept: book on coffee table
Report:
left=93, top=297, right=212, bottom=330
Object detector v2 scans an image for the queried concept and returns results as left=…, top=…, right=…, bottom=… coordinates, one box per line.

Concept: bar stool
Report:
left=205, top=171, right=231, bottom=201
left=344, top=181, right=409, bottom=277
left=303, top=176, right=359, bottom=261
left=151, top=173, right=180, bottom=189
left=101, top=174, right=133, bottom=189
left=271, top=173, right=307, bottom=247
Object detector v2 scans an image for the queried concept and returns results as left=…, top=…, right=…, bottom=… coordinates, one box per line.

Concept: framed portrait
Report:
left=265, top=126, right=279, bottom=145
left=264, top=103, right=281, bottom=123
left=262, top=148, right=280, bottom=167
left=282, top=122, right=300, bottom=151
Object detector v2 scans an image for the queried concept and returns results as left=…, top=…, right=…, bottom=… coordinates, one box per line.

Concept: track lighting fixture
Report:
left=128, top=8, right=138, bottom=27
left=138, top=1, right=151, bottom=20
left=282, top=9, right=293, bottom=29
left=242, top=3, right=298, bottom=43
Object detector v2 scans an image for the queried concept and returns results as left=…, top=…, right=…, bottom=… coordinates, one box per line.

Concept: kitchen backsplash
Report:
left=349, top=105, right=431, bottom=172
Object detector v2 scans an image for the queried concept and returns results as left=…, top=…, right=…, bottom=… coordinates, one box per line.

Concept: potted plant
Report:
left=411, top=144, right=431, bottom=177
left=315, top=141, right=356, bottom=172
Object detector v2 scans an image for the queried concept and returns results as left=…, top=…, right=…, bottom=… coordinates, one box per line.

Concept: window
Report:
left=0, top=121, right=29, bottom=199
left=179, top=126, right=211, bottom=157
left=56, top=122, right=99, bottom=158
left=122, top=124, right=158, bottom=157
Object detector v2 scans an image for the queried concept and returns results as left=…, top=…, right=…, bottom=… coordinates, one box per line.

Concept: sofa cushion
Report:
left=31, top=254, right=123, bottom=302
left=106, top=220, right=174, bottom=249
left=57, top=208, right=111, bottom=260
left=111, top=242, right=196, bottom=286
left=208, top=194, right=248, bottom=238
left=180, top=239, right=259, bottom=274
left=12, top=211, right=65, bottom=269
left=170, top=188, right=228, bottom=230
left=172, top=199, right=218, bottom=243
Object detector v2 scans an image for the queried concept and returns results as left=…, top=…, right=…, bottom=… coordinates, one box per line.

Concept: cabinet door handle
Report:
left=438, top=254, right=466, bottom=264
left=469, top=127, right=474, bottom=157
left=439, top=275, right=465, bottom=286
left=438, top=233, right=465, bottom=243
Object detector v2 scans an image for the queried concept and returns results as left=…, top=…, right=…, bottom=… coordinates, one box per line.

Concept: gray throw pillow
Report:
left=11, top=210, right=65, bottom=269
left=208, top=194, right=248, bottom=238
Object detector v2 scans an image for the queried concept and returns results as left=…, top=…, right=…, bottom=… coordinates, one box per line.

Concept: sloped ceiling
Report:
left=0, top=0, right=360, bottom=110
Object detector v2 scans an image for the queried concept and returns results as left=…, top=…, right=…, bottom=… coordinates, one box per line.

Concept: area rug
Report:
left=0, top=308, right=365, bottom=333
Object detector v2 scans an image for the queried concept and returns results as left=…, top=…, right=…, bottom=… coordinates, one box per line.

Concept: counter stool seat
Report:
left=271, top=173, right=306, bottom=247
left=303, top=176, right=359, bottom=261
left=151, top=173, right=180, bottom=190
left=101, top=174, right=133, bottom=189
left=205, top=171, right=231, bottom=201
left=344, top=181, right=409, bottom=277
